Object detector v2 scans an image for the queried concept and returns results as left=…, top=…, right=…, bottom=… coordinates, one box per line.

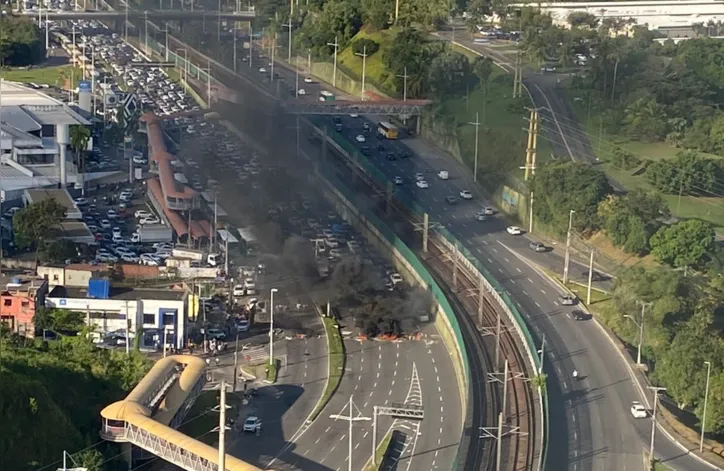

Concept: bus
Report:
left=378, top=122, right=399, bottom=139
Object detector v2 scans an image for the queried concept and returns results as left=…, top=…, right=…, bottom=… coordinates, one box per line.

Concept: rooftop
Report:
left=24, top=189, right=80, bottom=219
left=47, top=285, right=187, bottom=302
left=0, top=81, right=90, bottom=129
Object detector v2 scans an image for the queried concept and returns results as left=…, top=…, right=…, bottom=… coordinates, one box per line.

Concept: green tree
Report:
left=530, top=161, right=614, bottom=234
left=623, top=97, right=667, bottom=140
left=650, top=219, right=715, bottom=268
left=69, top=125, right=91, bottom=180
left=12, top=199, right=67, bottom=261
left=473, top=56, right=493, bottom=125
left=646, top=150, right=719, bottom=196
left=597, top=190, right=668, bottom=254
left=74, top=449, right=104, bottom=471
left=352, top=38, right=380, bottom=56
left=44, top=239, right=78, bottom=264
left=383, top=29, right=440, bottom=97
left=0, top=16, right=45, bottom=65
left=361, top=0, right=392, bottom=30
left=427, top=50, right=474, bottom=99
left=568, top=12, right=599, bottom=29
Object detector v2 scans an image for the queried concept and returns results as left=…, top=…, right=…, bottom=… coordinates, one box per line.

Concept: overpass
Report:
left=16, top=9, right=255, bottom=20
left=100, top=354, right=262, bottom=471
left=515, top=0, right=724, bottom=29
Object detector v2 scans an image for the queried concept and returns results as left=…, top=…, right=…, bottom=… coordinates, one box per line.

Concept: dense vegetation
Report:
left=0, top=16, right=46, bottom=66
left=0, top=320, right=150, bottom=471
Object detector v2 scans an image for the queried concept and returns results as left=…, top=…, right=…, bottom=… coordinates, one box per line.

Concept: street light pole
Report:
left=327, top=36, right=339, bottom=87
left=648, top=386, right=667, bottom=466
left=397, top=67, right=409, bottom=102
left=469, top=112, right=481, bottom=183
left=355, top=45, right=368, bottom=99
left=329, top=396, right=371, bottom=471
left=283, top=21, right=292, bottom=62
left=233, top=24, right=238, bottom=73
left=701, top=361, right=712, bottom=453
left=269, top=288, right=278, bottom=367
left=562, top=209, right=575, bottom=284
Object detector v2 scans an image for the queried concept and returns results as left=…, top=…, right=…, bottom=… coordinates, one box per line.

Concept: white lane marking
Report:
left=482, top=240, right=488, bottom=245
left=554, top=301, right=559, bottom=306
left=534, top=302, right=541, bottom=308
left=492, top=247, right=498, bottom=253
left=528, top=278, right=534, bottom=283
left=540, top=289, right=547, bottom=295
left=504, top=257, right=509, bottom=263
left=339, top=434, right=345, bottom=442
left=522, top=290, right=528, bottom=295
left=487, top=258, right=493, bottom=264
left=516, top=267, right=522, bottom=273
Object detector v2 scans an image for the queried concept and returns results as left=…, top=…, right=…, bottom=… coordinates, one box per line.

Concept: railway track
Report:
left=142, top=28, right=541, bottom=467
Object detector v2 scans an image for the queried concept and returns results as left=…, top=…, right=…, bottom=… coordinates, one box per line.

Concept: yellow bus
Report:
left=378, top=121, right=399, bottom=139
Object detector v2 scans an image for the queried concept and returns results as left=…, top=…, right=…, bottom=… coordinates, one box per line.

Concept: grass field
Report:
left=566, top=87, right=724, bottom=230
left=439, top=67, right=553, bottom=181
left=338, top=27, right=399, bottom=93
left=0, top=64, right=84, bottom=88
left=178, top=390, right=242, bottom=445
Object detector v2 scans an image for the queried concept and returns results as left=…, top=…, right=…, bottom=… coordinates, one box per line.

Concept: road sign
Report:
left=78, top=80, right=91, bottom=92
left=122, top=93, right=138, bottom=122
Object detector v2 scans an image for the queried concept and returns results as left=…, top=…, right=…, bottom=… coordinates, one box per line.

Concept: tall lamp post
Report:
left=269, top=288, right=278, bottom=367
left=648, top=386, right=667, bottom=466
left=700, top=361, right=712, bottom=452
left=562, top=209, right=575, bottom=284
left=624, top=301, right=649, bottom=366
left=355, top=45, right=368, bottom=99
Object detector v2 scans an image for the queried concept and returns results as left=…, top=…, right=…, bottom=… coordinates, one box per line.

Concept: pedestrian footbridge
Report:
left=100, top=355, right=261, bottom=471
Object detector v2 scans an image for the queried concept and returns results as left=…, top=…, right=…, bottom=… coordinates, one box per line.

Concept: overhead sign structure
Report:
left=122, top=93, right=139, bottom=123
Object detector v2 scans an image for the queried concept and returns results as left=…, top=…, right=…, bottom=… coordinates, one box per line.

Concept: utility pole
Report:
left=394, top=0, right=400, bottom=24
left=452, top=243, right=459, bottom=289
left=513, top=49, right=523, bottom=98
left=233, top=24, right=238, bottom=73
left=215, top=381, right=229, bottom=471
left=233, top=331, right=241, bottom=392
left=249, top=26, right=253, bottom=69
left=206, top=60, right=212, bottom=106
left=283, top=21, right=292, bottom=62
left=269, top=288, right=278, bottom=367
left=469, top=112, right=481, bottom=182
left=270, top=33, right=276, bottom=82
left=397, top=67, right=409, bottom=101
left=144, top=11, right=149, bottom=54
left=626, top=301, right=649, bottom=366
left=528, top=191, right=534, bottom=234
left=701, top=361, right=712, bottom=453
left=586, top=249, right=595, bottom=305
left=355, top=45, right=368, bottom=98
left=562, top=210, right=575, bottom=284
left=422, top=212, right=429, bottom=253
left=125, top=0, right=129, bottom=41
left=327, top=36, right=339, bottom=88
left=329, top=396, right=371, bottom=471
left=648, top=386, right=667, bottom=466
left=523, top=109, right=539, bottom=181
left=537, top=335, right=546, bottom=374
left=217, top=0, right=222, bottom=43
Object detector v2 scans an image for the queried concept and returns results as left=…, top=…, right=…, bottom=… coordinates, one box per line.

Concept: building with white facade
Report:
left=516, top=0, right=724, bottom=32
left=44, top=284, right=188, bottom=350
left=0, top=80, right=91, bottom=201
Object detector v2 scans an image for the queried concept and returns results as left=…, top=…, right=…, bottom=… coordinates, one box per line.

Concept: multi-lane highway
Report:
left=294, top=110, right=718, bottom=470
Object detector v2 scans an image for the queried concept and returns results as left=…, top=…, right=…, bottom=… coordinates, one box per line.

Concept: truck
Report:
left=171, top=248, right=222, bottom=266
left=137, top=224, right=173, bottom=243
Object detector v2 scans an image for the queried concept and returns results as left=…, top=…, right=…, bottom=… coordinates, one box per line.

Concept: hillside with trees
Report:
left=0, top=316, right=150, bottom=471
left=0, top=15, right=46, bottom=66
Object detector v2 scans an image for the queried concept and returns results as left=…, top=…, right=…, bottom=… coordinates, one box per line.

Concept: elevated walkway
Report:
left=100, top=355, right=263, bottom=471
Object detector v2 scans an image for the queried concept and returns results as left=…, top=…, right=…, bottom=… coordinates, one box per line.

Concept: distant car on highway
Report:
left=445, top=196, right=457, bottom=205
left=304, top=77, right=314, bottom=83
left=529, top=241, right=546, bottom=252
left=506, top=226, right=522, bottom=235
left=297, top=88, right=306, bottom=95
left=459, top=190, right=473, bottom=199
left=630, top=402, right=647, bottom=419
left=416, top=180, right=429, bottom=189
left=474, top=211, right=487, bottom=221
left=569, top=310, right=588, bottom=321
left=393, top=176, right=404, bottom=185
left=482, top=207, right=495, bottom=215
left=355, top=134, right=366, bottom=143
left=258, top=67, right=267, bottom=73
left=415, top=172, right=425, bottom=181
left=558, top=294, right=577, bottom=306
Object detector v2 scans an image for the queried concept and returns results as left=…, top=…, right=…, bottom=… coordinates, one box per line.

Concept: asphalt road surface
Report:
left=295, top=112, right=717, bottom=471
left=264, top=330, right=461, bottom=471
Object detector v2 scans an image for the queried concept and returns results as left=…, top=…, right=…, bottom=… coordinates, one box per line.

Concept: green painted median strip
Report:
left=309, top=316, right=346, bottom=422
left=361, top=430, right=392, bottom=471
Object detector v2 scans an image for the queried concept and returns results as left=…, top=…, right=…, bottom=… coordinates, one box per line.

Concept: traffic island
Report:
left=361, top=430, right=393, bottom=471
left=308, top=316, right=346, bottom=422
left=240, top=358, right=279, bottom=384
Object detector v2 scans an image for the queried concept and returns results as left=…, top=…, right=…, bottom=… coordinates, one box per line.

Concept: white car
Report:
left=96, top=253, right=119, bottom=263
left=390, top=273, right=403, bottom=285
left=135, top=209, right=152, bottom=219
left=243, top=278, right=256, bottom=291
left=297, top=88, right=306, bottom=95
left=243, top=416, right=261, bottom=433
left=130, top=233, right=141, bottom=243
left=140, top=254, right=161, bottom=266
left=259, top=67, right=267, bottom=73
left=355, top=134, right=366, bottom=143
left=415, top=173, right=425, bottom=181
left=304, top=77, right=314, bottom=83
left=631, top=401, right=647, bottom=419
left=140, top=216, right=160, bottom=225
left=121, top=253, right=140, bottom=263
left=132, top=155, right=148, bottom=165
left=506, top=226, right=522, bottom=235
left=416, top=180, right=429, bottom=189
left=99, top=219, right=112, bottom=229
left=349, top=113, right=359, bottom=118
left=393, top=176, right=404, bottom=185
left=154, top=250, right=172, bottom=260
left=483, top=207, right=495, bottom=215
left=74, top=197, right=89, bottom=206
left=112, top=227, right=122, bottom=237
left=474, top=211, right=487, bottom=221
left=233, top=285, right=246, bottom=297
left=460, top=190, right=473, bottom=199
left=106, top=209, right=119, bottom=219
left=119, top=191, right=133, bottom=201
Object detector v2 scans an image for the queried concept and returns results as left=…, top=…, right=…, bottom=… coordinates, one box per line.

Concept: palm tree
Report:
left=69, top=125, right=91, bottom=194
